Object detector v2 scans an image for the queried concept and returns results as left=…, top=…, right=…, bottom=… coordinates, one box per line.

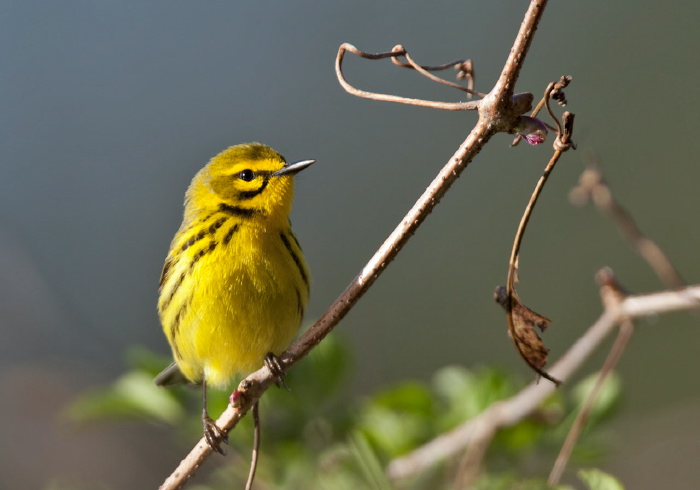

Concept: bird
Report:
left=155, top=142, right=314, bottom=452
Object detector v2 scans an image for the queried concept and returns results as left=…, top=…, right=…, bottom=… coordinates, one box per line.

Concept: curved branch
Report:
left=387, top=283, right=700, bottom=480
left=159, top=108, right=498, bottom=490
left=548, top=319, right=635, bottom=486
left=335, top=43, right=480, bottom=110
left=570, top=154, right=686, bottom=290
left=502, top=104, right=575, bottom=385
left=160, top=1, right=551, bottom=487
left=390, top=47, right=484, bottom=98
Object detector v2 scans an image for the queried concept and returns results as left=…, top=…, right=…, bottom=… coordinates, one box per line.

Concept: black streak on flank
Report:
left=296, top=288, right=304, bottom=317
left=290, top=230, right=303, bottom=251
left=162, top=241, right=217, bottom=315
left=223, top=224, right=239, bottom=245
left=160, top=271, right=186, bottom=313
left=280, top=232, right=309, bottom=289
left=181, top=217, right=227, bottom=252
left=158, top=257, right=173, bottom=292
left=173, top=340, right=183, bottom=361
left=170, top=300, right=189, bottom=344
left=208, top=217, right=227, bottom=233
left=219, top=203, right=258, bottom=219
left=190, top=241, right=218, bottom=270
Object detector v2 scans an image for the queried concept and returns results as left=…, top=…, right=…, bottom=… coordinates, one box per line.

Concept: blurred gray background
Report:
left=2, top=1, right=699, bottom=488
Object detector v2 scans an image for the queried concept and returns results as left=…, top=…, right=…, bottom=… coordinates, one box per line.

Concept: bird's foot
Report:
left=202, top=412, right=228, bottom=455
left=264, top=352, right=290, bottom=391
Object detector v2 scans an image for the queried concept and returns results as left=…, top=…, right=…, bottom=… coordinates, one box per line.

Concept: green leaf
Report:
left=349, top=432, right=392, bottom=490
left=358, top=382, right=434, bottom=456
left=432, top=366, right=515, bottom=429
left=474, top=473, right=573, bottom=490
left=67, top=370, right=184, bottom=425
left=578, top=468, right=625, bottom=490
left=572, top=372, right=622, bottom=423
left=267, top=331, right=351, bottom=411
left=373, top=382, right=433, bottom=414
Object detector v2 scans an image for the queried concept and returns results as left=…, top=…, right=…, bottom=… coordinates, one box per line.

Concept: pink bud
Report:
left=229, top=389, right=240, bottom=406
left=515, top=116, right=548, bottom=145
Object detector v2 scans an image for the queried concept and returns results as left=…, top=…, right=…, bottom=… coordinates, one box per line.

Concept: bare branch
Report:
left=453, top=420, right=496, bottom=488
left=548, top=319, right=634, bottom=486
left=335, top=43, right=480, bottom=110
left=487, top=0, right=549, bottom=113
left=388, top=282, right=700, bottom=481
left=548, top=268, right=634, bottom=485
left=390, top=48, right=484, bottom=98
left=570, top=154, right=686, bottom=289
left=159, top=108, right=499, bottom=490
left=245, top=402, right=261, bottom=490
left=160, top=1, right=551, bottom=487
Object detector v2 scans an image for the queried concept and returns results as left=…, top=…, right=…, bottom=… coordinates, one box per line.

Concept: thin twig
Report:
left=548, top=319, right=634, bottom=486
left=159, top=2, right=549, bottom=488
left=456, top=60, right=476, bottom=100
left=390, top=47, right=484, bottom=98
left=512, top=76, right=571, bottom=146
left=245, top=402, right=261, bottom=490
left=335, top=43, right=481, bottom=110
left=452, top=420, right=496, bottom=489
left=390, top=54, right=471, bottom=71
left=569, top=153, right=686, bottom=289
left=543, top=83, right=563, bottom=136
left=503, top=108, right=575, bottom=384
left=387, top=282, right=700, bottom=481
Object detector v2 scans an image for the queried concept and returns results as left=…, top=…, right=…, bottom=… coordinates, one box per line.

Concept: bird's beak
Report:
left=272, top=159, right=316, bottom=177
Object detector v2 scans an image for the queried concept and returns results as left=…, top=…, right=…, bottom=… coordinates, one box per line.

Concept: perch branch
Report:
left=160, top=1, right=549, bottom=488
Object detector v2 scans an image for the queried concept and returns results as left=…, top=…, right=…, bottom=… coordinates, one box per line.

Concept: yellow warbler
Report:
left=155, top=143, right=313, bottom=452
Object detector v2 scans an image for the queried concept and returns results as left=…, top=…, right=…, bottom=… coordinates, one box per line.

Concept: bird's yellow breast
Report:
left=159, top=220, right=309, bottom=389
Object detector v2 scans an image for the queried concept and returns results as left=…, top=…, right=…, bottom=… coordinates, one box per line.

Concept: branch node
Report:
left=511, top=76, right=573, bottom=147
left=572, top=156, right=686, bottom=290
left=595, top=267, right=630, bottom=312
left=550, top=75, right=572, bottom=106
left=553, top=111, right=576, bottom=151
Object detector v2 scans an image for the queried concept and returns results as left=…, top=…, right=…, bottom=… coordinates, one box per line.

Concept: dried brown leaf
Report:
left=494, top=286, right=561, bottom=385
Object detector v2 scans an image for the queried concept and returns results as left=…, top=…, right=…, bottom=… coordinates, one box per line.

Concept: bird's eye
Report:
left=238, top=169, right=255, bottom=182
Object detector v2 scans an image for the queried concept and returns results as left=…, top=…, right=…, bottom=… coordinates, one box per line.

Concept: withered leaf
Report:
left=494, top=286, right=560, bottom=385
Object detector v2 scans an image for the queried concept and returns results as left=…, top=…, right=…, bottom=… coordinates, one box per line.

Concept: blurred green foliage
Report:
left=577, top=468, right=625, bottom=490
left=68, top=334, right=624, bottom=489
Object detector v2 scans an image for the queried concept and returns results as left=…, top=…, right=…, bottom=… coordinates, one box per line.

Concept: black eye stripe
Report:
left=230, top=169, right=277, bottom=200
left=238, top=177, right=270, bottom=200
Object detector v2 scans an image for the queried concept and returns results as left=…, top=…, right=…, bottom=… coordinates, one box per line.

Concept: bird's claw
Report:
left=264, top=352, right=290, bottom=390
left=203, top=414, right=228, bottom=455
